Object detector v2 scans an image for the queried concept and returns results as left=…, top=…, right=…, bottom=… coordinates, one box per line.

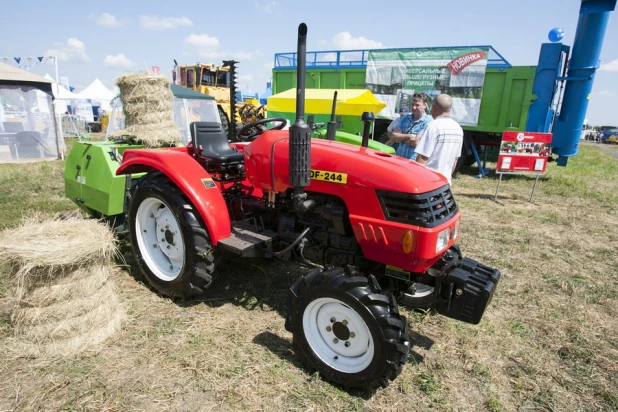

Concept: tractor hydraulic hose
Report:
left=272, top=226, right=312, bottom=256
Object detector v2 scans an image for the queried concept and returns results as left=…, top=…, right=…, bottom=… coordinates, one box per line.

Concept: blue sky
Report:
left=1, top=0, right=617, bottom=125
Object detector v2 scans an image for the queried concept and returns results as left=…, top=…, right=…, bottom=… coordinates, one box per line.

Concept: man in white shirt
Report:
left=415, top=94, right=463, bottom=185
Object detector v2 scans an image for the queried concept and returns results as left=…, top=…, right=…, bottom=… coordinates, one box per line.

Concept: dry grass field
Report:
left=0, top=138, right=616, bottom=411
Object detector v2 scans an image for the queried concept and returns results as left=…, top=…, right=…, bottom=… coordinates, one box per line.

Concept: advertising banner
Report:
left=366, top=47, right=490, bottom=125
left=497, top=131, right=553, bottom=174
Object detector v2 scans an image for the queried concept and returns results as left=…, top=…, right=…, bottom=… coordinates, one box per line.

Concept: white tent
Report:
left=44, top=74, right=78, bottom=100
left=43, top=74, right=95, bottom=131
left=77, top=78, right=115, bottom=113
left=0, top=62, right=64, bottom=162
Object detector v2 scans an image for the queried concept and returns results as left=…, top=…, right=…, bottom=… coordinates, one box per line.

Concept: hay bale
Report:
left=13, top=277, right=115, bottom=324
left=0, top=213, right=118, bottom=297
left=4, top=265, right=125, bottom=360
left=0, top=214, right=125, bottom=361
left=18, top=265, right=110, bottom=308
left=110, top=71, right=181, bottom=148
left=11, top=315, right=124, bottom=359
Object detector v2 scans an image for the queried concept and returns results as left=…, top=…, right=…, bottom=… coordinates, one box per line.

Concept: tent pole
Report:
left=54, top=56, right=59, bottom=84
left=53, top=100, right=64, bottom=160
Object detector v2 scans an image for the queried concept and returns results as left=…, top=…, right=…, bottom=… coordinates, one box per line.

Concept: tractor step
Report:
left=217, top=221, right=276, bottom=257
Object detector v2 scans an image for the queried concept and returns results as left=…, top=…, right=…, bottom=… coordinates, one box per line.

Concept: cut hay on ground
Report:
left=109, top=71, right=181, bottom=148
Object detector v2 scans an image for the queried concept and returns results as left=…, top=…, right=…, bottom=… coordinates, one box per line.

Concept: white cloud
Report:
left=264, top=62, right=273, bottom=69
left=183, top=34, right=254, bottom=61
left=330, top=32, right=383, bottom=49
left=104, top=54, right=135, bottom=69
left=255, top=0, right=276, bottom=13
left=599, top=90, right=616, bottom=96
left=199, top=51, right=254, bottom=61
left=239, top=74, right=253, bottom=83
left=45, top=38, right=90, bottom=63
left=140, top=16, right=193, bottom=30
left=184, top=34, right=220, bottom=49
left=96, top=13, right=121, bottom=27
left=599, top=58, right=618, bottom=72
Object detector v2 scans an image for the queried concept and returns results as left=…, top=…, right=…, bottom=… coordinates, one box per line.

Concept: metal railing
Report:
left=274, top=46, right=512, bottom=70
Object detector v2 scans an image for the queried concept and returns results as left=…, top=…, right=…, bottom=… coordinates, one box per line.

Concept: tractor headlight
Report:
left=451, top=218, right=460, bottom=240
left=436, top=227, right=451, bottom=253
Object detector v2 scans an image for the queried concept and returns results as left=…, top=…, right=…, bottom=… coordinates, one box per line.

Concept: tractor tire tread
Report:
left=286, top=267, right=410, bottom=389
left=129, top=172, right=219, bottom=300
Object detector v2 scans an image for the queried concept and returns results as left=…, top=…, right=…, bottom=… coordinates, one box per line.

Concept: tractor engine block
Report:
left=275, top=194, right=366, bottom=268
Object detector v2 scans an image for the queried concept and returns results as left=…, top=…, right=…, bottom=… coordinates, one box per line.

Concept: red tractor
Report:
left=114, top=24, right=500, bottom=389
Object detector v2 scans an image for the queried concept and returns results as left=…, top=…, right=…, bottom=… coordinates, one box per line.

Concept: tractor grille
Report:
left=377, top=185, right=458, bottom=228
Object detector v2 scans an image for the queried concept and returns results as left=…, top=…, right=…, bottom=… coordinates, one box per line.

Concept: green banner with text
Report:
left=366, top=47, right=490, bottom=125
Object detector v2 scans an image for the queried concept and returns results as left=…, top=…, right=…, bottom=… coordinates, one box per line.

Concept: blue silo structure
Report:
left=546, top=0, right=616, bottom=166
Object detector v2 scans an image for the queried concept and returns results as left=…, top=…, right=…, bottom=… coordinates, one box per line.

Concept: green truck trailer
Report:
left=272, top=47, right=538, bottom=167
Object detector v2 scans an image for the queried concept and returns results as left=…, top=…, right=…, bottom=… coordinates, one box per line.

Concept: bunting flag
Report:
left=0, top=56, right=57, bottom=71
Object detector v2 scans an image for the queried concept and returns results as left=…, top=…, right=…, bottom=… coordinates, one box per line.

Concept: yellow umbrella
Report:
left=267, top=88, right=386, bottom=116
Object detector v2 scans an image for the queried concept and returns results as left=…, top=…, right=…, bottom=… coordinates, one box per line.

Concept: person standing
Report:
left=415, top=94, right=463, bottom=185
left=388, top=93, right=432, bottom=160
left=386, top=106, right=409, bottom=134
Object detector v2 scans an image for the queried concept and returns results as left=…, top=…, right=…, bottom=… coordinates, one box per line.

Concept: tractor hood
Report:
left=243, top=130, right=448, bottom=195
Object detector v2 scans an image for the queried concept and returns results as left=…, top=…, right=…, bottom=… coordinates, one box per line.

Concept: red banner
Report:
left=447, top=51, right=487, bottom=75
left=497, top=131, right=553, bottom=173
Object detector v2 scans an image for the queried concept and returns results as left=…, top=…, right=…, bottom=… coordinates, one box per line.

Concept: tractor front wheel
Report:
left=128, top=172, right=218, bottom=299
left=285, top=267, right=410, bottom=388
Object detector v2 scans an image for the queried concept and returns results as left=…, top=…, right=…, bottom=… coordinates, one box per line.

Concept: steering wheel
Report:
left=236, top=117, right=287, bottom=141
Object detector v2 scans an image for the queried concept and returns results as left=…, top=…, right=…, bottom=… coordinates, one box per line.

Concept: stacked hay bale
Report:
left=0, top=213, right=124, bottom=360
left=109, top=71, right=181, bottom=148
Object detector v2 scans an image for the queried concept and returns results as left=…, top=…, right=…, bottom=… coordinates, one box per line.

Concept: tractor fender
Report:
left=116, top=148, right=231, bottom=245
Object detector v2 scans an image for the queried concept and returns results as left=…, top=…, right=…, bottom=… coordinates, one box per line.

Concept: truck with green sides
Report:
left=271, top=47, right=537, bottom=169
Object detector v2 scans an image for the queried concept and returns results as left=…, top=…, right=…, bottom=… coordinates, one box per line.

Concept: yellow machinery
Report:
left=175, top=60, right=265, bottom=140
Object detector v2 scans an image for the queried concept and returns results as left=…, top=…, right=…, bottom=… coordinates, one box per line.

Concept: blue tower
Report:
left=551, top=0, right=617, bottom=166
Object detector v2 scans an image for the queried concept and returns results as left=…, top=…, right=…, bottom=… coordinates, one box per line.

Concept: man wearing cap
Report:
left=386, top=106, right=409, bottom=135
left=388, top=93, right=432, bottom=161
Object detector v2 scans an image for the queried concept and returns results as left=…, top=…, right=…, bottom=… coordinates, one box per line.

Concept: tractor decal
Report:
left=309, top=170, right=348, bottom=184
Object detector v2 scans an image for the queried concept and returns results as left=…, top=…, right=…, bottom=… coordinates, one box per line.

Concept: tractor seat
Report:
left=190, top=122, right=244, bottom=165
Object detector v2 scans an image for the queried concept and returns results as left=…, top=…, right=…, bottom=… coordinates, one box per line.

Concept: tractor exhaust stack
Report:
left=289, top=22, right=315, bottom=213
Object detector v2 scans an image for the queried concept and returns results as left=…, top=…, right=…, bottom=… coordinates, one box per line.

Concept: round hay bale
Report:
left=4, top=265, right=125, bottom=360
left=19, top=265, right=110, bottom=308
left=0, top=213, right=118, bottom=297
left=12, top=279, right=115, bottom=324
left=17, top=296, right=119, bottom=341
left=109, top=71, right=181, bottom=148
left=5, top=308, right=124, bottom=360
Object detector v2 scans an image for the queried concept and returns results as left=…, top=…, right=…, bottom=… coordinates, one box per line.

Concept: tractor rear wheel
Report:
left=128, top=172, right=218, bottom=299
left=285, top=267, right=410, bottom=388
left=218, top=107, right=231, bottom=139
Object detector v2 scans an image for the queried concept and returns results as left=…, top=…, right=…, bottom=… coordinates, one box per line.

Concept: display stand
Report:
left=494, top=131, right=553, bottom=203
left=494, top=172, right=542, bottom=202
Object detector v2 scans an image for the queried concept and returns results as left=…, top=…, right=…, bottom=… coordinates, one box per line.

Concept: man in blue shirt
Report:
left=388, top=93, right=432, bottom=161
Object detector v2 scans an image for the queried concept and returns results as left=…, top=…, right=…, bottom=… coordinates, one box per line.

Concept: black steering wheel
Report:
left=236, top=117, right=287, bottom=141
